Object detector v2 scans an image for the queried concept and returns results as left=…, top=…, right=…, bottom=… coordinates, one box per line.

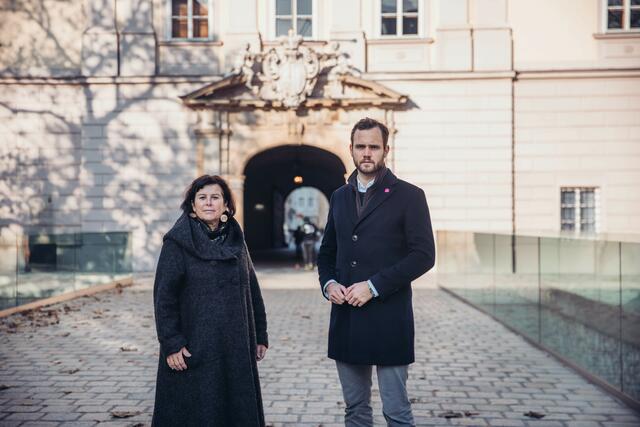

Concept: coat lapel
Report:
left=346, top=186, right=359, bottom=228
left=354, top=170, right=399, bottom=229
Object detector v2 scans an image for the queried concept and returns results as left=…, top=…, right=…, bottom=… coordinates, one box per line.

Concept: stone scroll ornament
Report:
left=230, top=31, right=361, bottom=109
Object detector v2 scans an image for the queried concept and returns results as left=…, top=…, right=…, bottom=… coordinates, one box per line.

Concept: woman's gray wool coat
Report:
left=152, top=214, right=268, bottom=427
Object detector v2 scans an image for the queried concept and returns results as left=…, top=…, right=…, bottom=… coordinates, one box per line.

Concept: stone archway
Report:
left=242, top=144, right=346, bottom=252
left=180, top=33, right=410, bottom=239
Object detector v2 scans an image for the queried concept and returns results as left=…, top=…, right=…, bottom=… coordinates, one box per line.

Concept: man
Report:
left=317, top=117, right=435, bottom=426
left=301, top=217, right=319, bottom=270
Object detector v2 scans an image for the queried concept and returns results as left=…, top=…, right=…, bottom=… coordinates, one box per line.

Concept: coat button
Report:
left=351, top=260, right=357, bottom=267
left=352, top=234, right=358, bottom=242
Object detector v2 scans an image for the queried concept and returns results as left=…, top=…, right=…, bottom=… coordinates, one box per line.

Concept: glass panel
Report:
left=581, top=207, right=595, bottom=222
left=632, top=0, right=640, bottom=5
left=621, top=242, right=640, bottom=401
left=172, top=0, right=188, bottom=16
left=381, top=0, right=397, bottom=14
left=276, top=0, right=291, bottom=15
left=403, top=0, right=418, bottom=13
left=435, top=231, right=474, bottom=301
left=540, top=238, right=622, bottom=389
left=495, top=236, right=540, bottom=341
left=193, top=0, right=208, bottom=16
left=631, top=10, right=640, bottom=27
left=580, top=190, right=595, bottom=205
left=4, top=232, right=132, bottom=309
left=561, top=207, right=575, bottom=220
left=172, top=18, right=188, bottom=38
left=276, top=18, right=292, bottom=36
left=466, top=233, right=495, bottom=313
left=193, top=18, right=208, bottom=38
left=0, top=234, right=17, bottom=310
left=608, top=0, right=623, bottom=5
left=297, top=0, right=312, bottom=15
left=381, top=17, right=397, bottom=35
left=402, top=16, right=418, bottom=34
left=561, top=189, right=575, bottom=204
left=297, top=18, right=312, bottom=37
left=608, top=10, right=624, bottom=29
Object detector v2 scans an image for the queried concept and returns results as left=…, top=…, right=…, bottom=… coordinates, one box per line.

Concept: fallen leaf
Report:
left=0, top=384, right=11, bottom=391
left=439, top=411, right=463, bottom=419
left=110, top=410, right=141, bottom=419
left=524, top=411, right=545, bottom=419
left=59, top=368, right=80, bottom=374
left=120, top=346, right=138, bottom=352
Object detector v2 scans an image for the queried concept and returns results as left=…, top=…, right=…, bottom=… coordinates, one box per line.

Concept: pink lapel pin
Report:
left=384, top=188, right=390, bottom=193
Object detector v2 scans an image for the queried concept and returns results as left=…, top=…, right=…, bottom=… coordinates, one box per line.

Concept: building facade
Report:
left=1, top=0, right=639, bottom=270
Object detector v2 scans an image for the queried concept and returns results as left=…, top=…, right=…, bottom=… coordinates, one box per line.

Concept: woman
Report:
left=152, top=175, right=268, bottom=427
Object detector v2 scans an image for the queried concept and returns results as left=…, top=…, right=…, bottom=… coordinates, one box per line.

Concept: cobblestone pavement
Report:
left=0, top=270, right=639, bottom=427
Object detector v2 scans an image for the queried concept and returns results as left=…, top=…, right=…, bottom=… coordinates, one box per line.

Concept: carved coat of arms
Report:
left=231, top=32, right=360, bottom=109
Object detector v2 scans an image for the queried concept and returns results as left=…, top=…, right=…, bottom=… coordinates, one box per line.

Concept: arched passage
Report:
left=243, top=145, right=347, bottom=258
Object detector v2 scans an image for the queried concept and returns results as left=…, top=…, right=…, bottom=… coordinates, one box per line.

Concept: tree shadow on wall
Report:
left=0, top=0, right=221, bottom=270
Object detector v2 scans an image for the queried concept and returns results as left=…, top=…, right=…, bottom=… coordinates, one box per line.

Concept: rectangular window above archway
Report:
left=167, top=0, right=214, bottom=40
left=379, top=0, right=420, bottom=37
left=271, top=0, right=316, bottom=39
left=277, top=0, right=312, bottom=37
left=605, top=0, right=640, bottom=31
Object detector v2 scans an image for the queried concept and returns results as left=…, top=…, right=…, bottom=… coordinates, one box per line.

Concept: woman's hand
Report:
left=256, top=344, right=268, bottom=361
left=166, top=347, right=191, bottom=371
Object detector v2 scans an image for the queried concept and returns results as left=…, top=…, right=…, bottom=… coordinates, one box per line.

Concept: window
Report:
left=606, top=0, right=640, bottom=31
left=170, top=0, right=211, bottom=39
left=561, top=187, right=599, bottom=233
left=381, top=0, right=419, bottom=36
left=276, top=0, right=313, bottom=38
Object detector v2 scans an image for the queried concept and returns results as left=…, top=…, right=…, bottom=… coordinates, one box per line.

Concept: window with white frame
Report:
left=381, top=0, right=419, bottom=36
left=561, top=187, right=599, bottom=233
left=606, top=0, right=640, bottom=31
left=276, top=0, right=313, bottom=38
left=170, top=0, right=212, bottom=40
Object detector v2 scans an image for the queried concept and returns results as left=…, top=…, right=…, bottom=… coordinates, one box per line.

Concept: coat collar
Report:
left=164, top=213, right=245, bottom=261
left=346, top=168, right=399, bottom=229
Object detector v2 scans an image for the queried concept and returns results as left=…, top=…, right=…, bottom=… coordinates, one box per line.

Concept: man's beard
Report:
left=355, top=158, right=385, bottom=176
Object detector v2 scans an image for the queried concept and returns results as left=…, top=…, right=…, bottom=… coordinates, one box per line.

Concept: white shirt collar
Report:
left=357, top=177, right=375, bottom=193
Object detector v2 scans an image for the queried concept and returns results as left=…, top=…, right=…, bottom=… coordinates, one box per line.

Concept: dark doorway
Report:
left=243, top=145, right=346, bottom=263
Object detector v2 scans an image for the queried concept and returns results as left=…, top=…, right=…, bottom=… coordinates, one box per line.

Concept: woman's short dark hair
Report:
left=350, top=117, right=390, bottom=148
left=181, top=175, right=236, bottom=216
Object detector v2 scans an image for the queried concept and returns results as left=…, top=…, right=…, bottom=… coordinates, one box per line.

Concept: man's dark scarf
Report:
left=347, top=166, right=389, bottom=218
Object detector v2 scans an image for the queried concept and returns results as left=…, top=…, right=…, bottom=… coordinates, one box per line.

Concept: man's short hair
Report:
left=350, top=117, right=390, bottom=148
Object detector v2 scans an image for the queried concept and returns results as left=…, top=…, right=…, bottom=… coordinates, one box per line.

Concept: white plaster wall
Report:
left=0, top=0, right=83, bottom=76
left=509, top=0, right=640, bottom=70
left=0, top=81, right=214, bottom=271
left=515, top=77, right=640, bottom=235
left=385, top=78, right=513, bottom=234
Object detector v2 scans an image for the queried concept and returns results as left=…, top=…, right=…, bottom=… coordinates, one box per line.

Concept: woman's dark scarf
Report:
left=191, top=215, right=230, bottom=245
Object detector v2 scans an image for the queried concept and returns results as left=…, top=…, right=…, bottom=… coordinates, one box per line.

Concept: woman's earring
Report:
left=189, top=213, right=197, bottom=218
left=220, top=212, right=229, bottom=223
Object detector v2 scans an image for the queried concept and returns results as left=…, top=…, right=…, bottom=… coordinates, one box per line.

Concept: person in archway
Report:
left=317, top=117, right=435, bottom=426
left=152, top=174, right=268, bottom=426
left=301, top=216, right=319, bottom=270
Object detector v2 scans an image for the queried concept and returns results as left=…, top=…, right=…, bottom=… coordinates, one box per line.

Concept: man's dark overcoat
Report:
left=317, top=169, right=435, bottom=366
left=152, top=214, right=268, bottom=427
